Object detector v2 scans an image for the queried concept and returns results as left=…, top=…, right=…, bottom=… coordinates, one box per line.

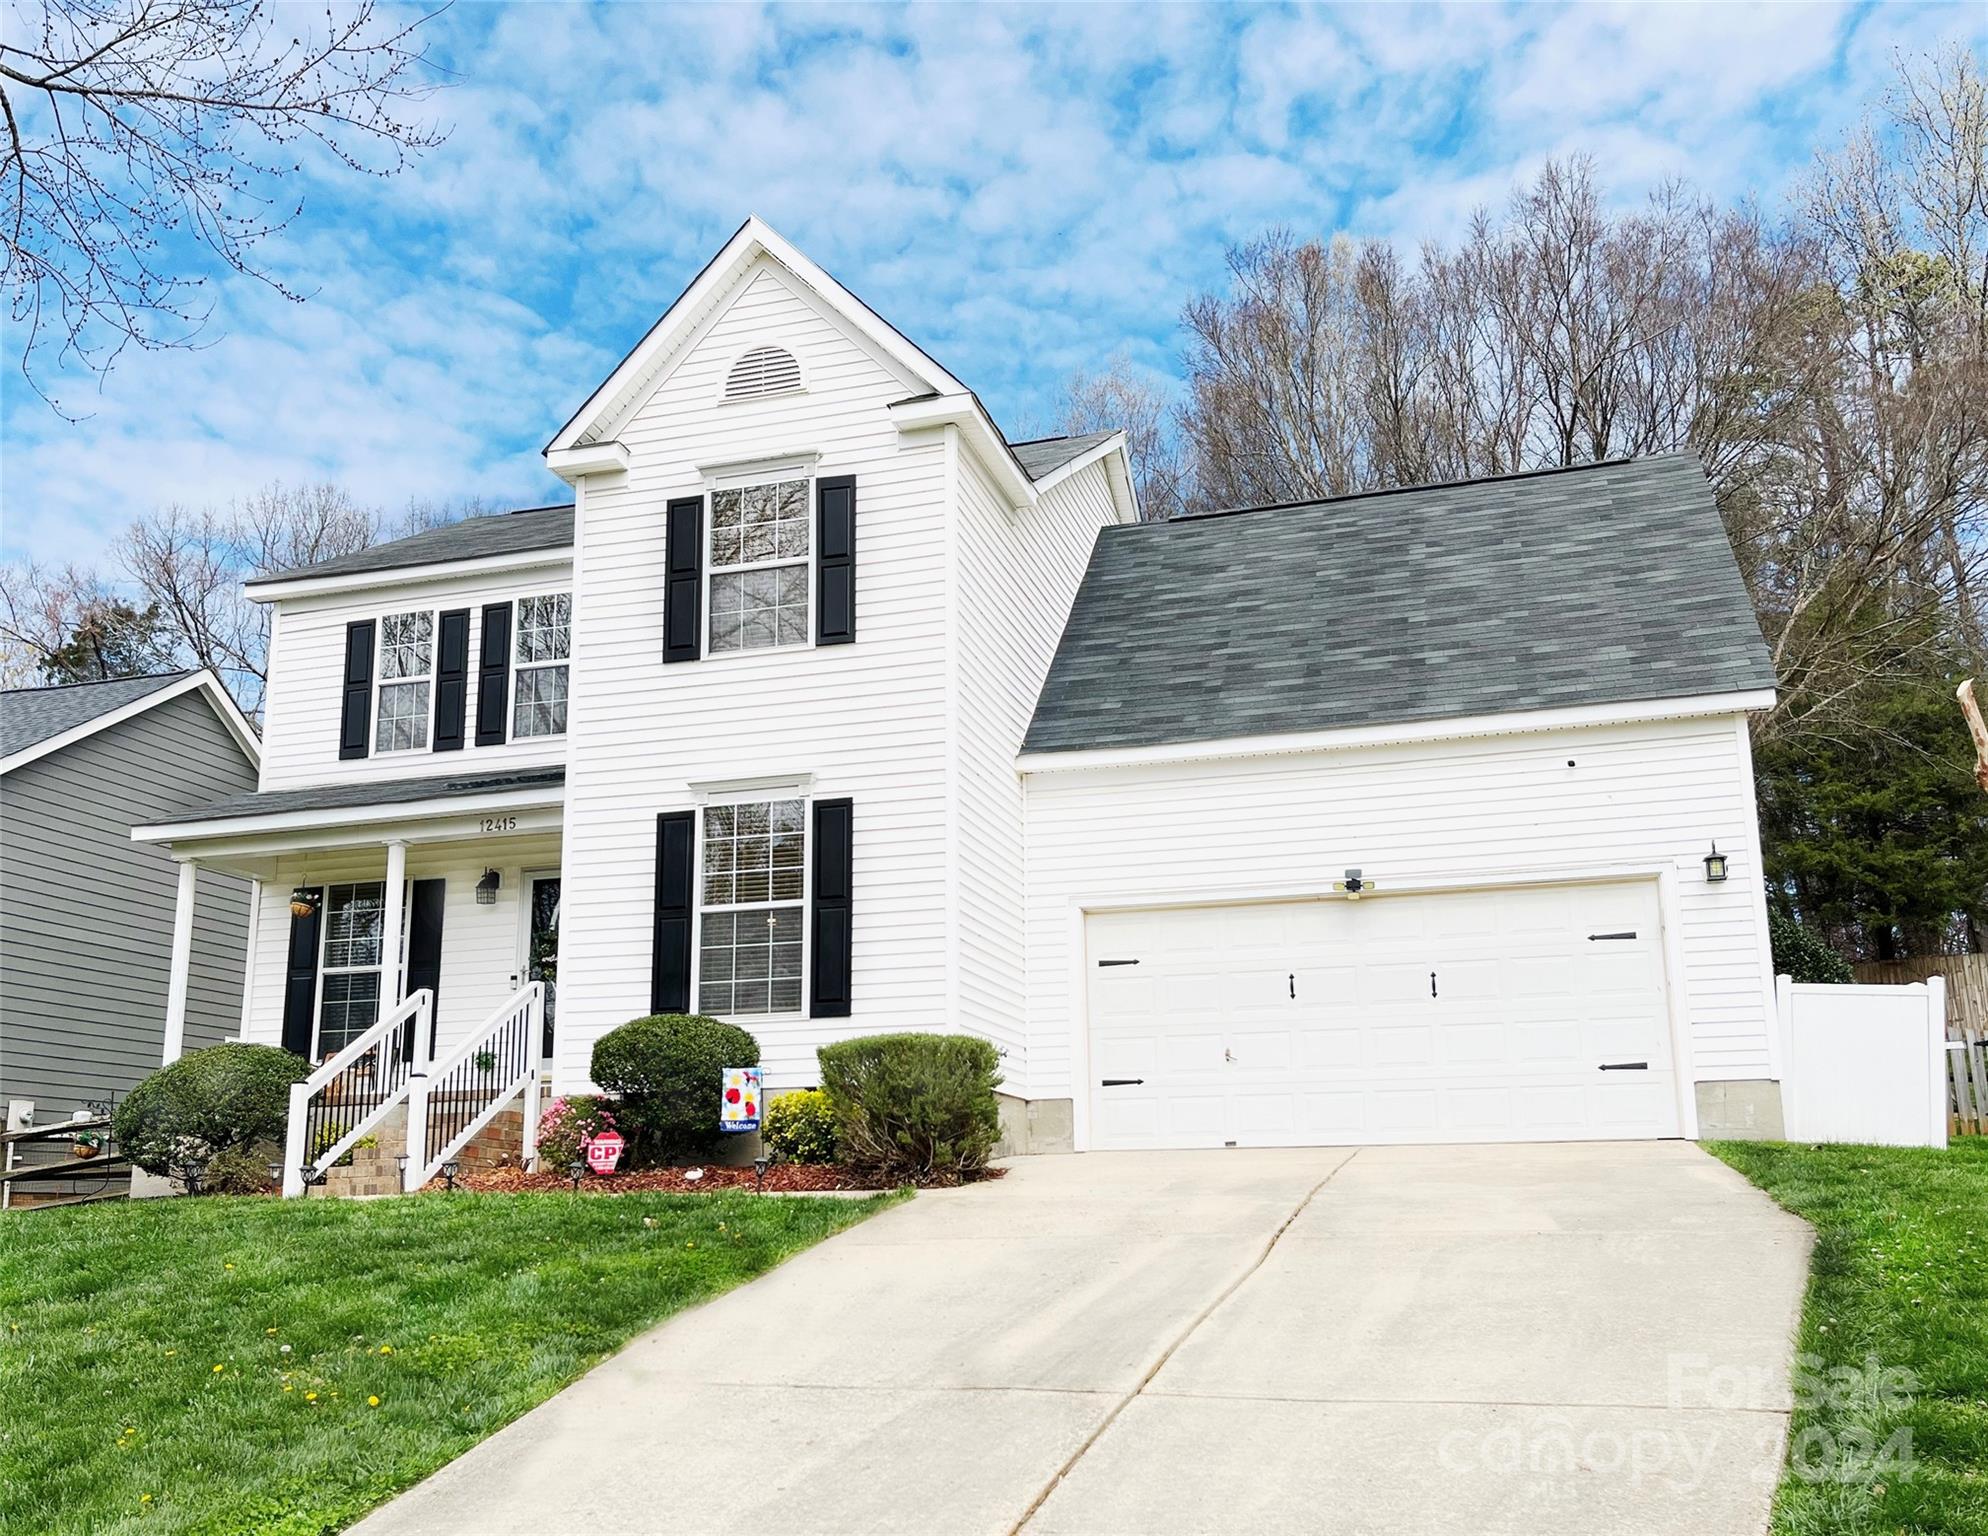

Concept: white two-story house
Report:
left=137, top=217, right=1784, bottom=1191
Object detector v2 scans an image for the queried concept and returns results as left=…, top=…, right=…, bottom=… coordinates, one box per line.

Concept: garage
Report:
left=1084, top=880, right=1682, bottom=1150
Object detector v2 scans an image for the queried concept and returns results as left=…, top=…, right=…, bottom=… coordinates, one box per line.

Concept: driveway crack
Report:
left=1006, top=1149, right=1362, bottom=1535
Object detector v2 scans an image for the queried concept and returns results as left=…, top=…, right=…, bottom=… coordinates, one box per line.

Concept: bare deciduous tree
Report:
left=1055, top=358, right=1190, bottom=519
left=1, top=0, right=446, bottom=409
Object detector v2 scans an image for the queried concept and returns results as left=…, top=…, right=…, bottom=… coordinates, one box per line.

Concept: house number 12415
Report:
left=480, top=815, right=519, bottom=833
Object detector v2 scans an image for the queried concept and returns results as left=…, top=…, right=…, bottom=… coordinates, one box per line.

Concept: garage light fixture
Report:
left=1333, top=869, right=1372, bottom=899
left=1703, top=844, right=1729, bottom=883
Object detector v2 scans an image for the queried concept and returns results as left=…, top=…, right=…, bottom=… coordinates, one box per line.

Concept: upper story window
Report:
left=723, top=345, right=802, bottom=402
left=512, top=593, right=572, bottom=738
left=375, top=611, right=434, bottom=753
left=698, top=797, right=806, bottom=1016
left=709, top=477, right=809, bottom=653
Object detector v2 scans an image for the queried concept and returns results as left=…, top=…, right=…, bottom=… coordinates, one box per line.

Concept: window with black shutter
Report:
left=339, top=621, right=374, bottom=759
left=816, top=476, right=856, bottom=645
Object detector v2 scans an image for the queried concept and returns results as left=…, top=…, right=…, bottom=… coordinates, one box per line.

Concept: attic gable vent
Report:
left=723, top=345, right=803, bottom=402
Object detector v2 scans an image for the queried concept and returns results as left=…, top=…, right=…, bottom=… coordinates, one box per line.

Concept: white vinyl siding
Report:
left=952, top=453, right=1122, bottom=1092
left=1021, top=713, right=1778, bottom=1120
left=257, top=564, right=571, bottom=790
left=555, top=255, right=952, bottom=1090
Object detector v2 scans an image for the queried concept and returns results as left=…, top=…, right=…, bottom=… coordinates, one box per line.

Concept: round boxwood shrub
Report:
left=763, top=1088, right=838, bottom=1164
left=1768, top=908, right=1854, bottom=984
left=817, top=1032, right=1002, bottom=1185
left=114, top=1043, right=309, bottom=1194
left=590, top=1014, right=760, bottom=1164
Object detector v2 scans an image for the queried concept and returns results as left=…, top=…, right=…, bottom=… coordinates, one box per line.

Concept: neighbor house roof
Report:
left=250, top=505, right=575, bottom=589
left=0, top=671, right=192, bottom=759
left=149, top=766, right=566, bottom=830
left=1023, top=453, right=1776, bottom=756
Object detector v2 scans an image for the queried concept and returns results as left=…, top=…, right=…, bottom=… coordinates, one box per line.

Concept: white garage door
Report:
left=1085, top=881, right=1681, bottom=1150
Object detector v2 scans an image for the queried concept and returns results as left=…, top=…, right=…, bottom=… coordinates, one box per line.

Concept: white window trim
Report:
left=372, top=607, right=439, bottom=756
left=310, top=880, right=411, bottom=1061
left=717, top=342, right=807, bottom=405
left=507, top=590, right=574, bottom=741
left=690, top=790, right=813, bottom=1023
left=702, top=464, right=816, bottom=659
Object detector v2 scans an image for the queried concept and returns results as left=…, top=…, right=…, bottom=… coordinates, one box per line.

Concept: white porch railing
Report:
left=282, top=989, right=434, bottom=1198
left=405, top=982, right=544, bottom=1193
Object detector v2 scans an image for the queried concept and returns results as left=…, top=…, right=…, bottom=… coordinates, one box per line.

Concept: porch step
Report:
left=310, top=1105, right=528, bottom=1198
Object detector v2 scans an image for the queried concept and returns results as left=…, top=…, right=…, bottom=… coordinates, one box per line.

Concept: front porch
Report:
left=132, top=767, right=567, bottom=1192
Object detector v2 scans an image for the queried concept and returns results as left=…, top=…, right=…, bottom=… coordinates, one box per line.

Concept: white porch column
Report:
left=161, top=859, right=199, bottom=1064
left=381, top=840, right=408, bottom=1008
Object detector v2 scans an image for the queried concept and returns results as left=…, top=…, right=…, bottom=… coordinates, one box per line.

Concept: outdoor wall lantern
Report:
left=1703, top=843, right=1729, bottom=883
left=288, top=886, right=320, bottom=918
left=475, top=869, right=501, bottom=906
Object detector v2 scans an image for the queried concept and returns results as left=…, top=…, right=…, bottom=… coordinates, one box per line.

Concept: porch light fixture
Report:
left=1703, top=844, right=1729, bottom=883
left=475, top=869, right=501, bottom=906
left=288, top=886, right=320, bottom=918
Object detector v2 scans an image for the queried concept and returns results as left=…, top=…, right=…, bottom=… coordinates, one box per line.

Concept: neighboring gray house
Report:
left=1, top=672, right=261, bottom=1132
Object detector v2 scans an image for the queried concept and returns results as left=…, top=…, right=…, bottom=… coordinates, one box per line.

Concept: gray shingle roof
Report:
left=158, top=766, right=565, bottom=826
left=1024, top=453, right=1775, bottom=755
left=1009, top=431, right=1119, bottom=481
left=1, top=672, right=192, bottom=759
left=255, top=505, right=575, bottom=586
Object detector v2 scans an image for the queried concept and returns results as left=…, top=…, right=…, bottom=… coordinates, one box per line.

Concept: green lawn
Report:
left=1710, top=1139, right=1988, bottom=1536
left=0, top=1189, right=901, bottom=1536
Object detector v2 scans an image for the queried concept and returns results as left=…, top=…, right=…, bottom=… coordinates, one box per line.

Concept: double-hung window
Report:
left=512, top=593, right=571, bottom=737
left=316, top=882, right=387, bottom=1057
left=708, top=475, right=809, bottom=653
left=375, top=610, right=434, bottom=752
left=697, top=797, right=805, bottom=1015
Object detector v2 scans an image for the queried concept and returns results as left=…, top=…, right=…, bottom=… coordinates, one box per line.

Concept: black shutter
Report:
left=651, top=811, right=696, bottom=1013
left=433, top=610, right=471, bottom=752
left=816, top=475, right=856, bottom=645
left=339, top=621, right=374, bottom=760
left=405, top=879, right=446, bottom=1006
left=475, top=603, right=511, bottom=747
left=664, top=495, right=703, bottom=663
left=810, top=798, right=854, bottom=1017
left=281, top=892, right=323, bottom=1058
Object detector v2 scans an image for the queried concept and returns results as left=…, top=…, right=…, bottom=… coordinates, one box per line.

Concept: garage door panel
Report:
left=1085, top=883, right=1680, bottom=1150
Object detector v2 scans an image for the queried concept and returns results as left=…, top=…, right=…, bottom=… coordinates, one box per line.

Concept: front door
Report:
left=523, top=872, right=560, bottom=1058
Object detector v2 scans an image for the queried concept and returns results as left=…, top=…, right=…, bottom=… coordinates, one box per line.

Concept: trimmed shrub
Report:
left=203, top=1144, right=278, bottom=1195
left=114, top=1043, right=309, bottom=1194
left=763, top=1088, right=838, bottom=1164
left=817, top=1033, right=1002, bottom=1185
left=590, top=1014, right=760, bottom=1164
left=1768, top=908, right=1854, bottom=985
left=535, top=1094, right=619, bottom=1169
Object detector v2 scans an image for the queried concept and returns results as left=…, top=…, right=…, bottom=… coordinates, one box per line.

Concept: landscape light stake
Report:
left=442, top=1160, right=459, bottom=1192
left=753, top=1154, right=772, bottom=1192
left=568, top=1157, right=586, bottom=1192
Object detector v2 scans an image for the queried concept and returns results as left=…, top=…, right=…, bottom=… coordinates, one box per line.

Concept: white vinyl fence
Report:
left=1777, top=974, right=1948, bottom=1148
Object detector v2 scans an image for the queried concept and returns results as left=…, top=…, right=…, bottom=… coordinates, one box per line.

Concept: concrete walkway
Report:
left=353, top=1143, right=1811, bottom=1536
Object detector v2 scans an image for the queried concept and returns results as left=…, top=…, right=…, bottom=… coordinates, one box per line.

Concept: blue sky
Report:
left=4, top=1, right=1984, bottom=566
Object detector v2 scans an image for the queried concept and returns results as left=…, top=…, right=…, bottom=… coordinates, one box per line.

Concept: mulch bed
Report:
left=446, top=1162, right=1006, bottom=1195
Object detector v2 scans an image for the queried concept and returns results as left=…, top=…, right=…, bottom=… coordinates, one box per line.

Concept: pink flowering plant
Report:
left=536, top=1095, right=619, bottom=1168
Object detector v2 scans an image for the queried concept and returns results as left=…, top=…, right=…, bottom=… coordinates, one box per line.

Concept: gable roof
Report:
left=548, top=215, right=967, bottom=458
left=1023, top=453, right=1776, bottom=757
left=1, top=670, right=260, bottom=774
left=1010, top=431, right=1122, bottom=481
left=247, top=505, right=574, bottom=593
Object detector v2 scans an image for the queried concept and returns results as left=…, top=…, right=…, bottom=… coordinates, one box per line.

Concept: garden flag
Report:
left=721, top=1067, right=762, bottom=1133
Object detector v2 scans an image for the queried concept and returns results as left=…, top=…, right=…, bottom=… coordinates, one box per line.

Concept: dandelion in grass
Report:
left=368, top=1396, right=381, bottom=1407
left=379, top=1344, right=393, bottom=1355
left=211, top=1364, right=224, bottom=1374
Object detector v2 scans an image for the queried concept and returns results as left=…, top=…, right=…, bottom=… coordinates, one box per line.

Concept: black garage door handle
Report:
left=1100, top=1078, right=1145, bottom=1087
left=1096, top=959, right=1140, bottom=968
left=1598, top=1061, right=1649, bottom=1071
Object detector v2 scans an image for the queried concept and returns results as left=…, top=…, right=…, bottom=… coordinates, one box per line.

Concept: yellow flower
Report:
left=140, top=1494, right=153, bottom=1505
left=211, top=1364, right=225, bottom=1374
left=224, top=1263, right=235, bottom=1271
left=265, top=1328, right=278, bottom=1336
left=164, top=1349, right=176, bottom=1357
left=283, top=1384, right=293, bottom=1393
left=378, top=1344, right=393, bottom=1355
left=368, top=1395, right=381, bottom=1407
left=305, top=1392, right=318, bottom=1402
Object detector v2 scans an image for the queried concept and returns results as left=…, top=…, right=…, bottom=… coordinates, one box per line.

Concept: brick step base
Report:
left=313, top=1104, right=527, bottom=1198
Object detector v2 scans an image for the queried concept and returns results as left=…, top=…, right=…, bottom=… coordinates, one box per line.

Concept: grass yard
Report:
left=0, top=1188, right=901, bottom=1536
left=1710, top=1139, right=1988, bottom=1536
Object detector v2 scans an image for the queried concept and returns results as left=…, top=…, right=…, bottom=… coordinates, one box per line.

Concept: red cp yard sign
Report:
left=585, top=1130, right=625, bottom=1174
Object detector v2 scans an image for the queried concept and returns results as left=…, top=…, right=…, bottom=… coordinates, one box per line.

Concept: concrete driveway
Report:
left=354, top=1143, right=1811, bottom=1536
